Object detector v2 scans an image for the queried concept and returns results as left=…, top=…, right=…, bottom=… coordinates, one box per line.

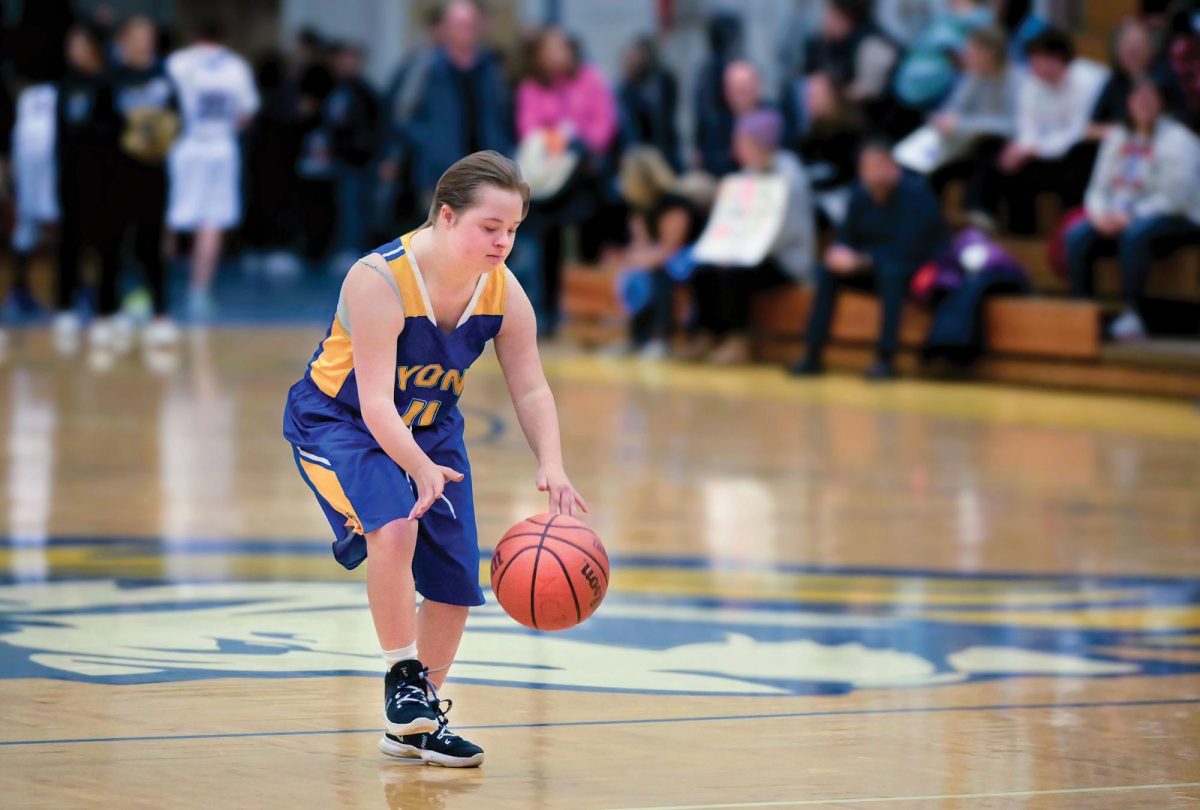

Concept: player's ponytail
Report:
left=427, top=151, right=531, bottom=226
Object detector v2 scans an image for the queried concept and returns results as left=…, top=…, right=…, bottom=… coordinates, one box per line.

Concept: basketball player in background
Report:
left=4, top=79, right=60, bottom=351
left=104, top=16, right=180, bottom=355
left=55, top=23, right=120, bottom=355
left=166, top=20, right=259, bottom=321
left=283, top=152, right=586, bottom=767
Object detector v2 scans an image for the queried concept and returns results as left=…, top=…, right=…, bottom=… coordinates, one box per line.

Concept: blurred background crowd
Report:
left=1, top=0, right=1199, bottom=380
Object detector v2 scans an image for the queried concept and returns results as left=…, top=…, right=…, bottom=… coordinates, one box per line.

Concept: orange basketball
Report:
left=489, top=513, right=609, bottom=631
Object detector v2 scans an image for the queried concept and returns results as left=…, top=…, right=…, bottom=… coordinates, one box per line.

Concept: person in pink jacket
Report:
left=517, top=28, right=617, bottom=156
left=514, top=28, right=617, bottom=334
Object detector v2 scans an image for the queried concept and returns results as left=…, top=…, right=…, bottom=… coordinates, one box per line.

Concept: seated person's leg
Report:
left=1005, top=160, right=1047, bottom=236
left=793, top=263, right=870, bottom=374
left=1112, top=215, right=1200, bottom=340
left=870, top=263, right=917, bottom=378
left=1064, top=219, right=1111, bottom=298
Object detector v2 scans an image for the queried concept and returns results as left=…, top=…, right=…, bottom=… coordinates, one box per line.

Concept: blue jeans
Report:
left=804, top=260, right=919, bottom=361
left=1066, top=215, right=1200, bottom=308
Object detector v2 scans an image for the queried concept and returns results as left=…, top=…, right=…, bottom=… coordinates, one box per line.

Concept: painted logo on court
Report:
left=1, top=568, right=1197, bottom=694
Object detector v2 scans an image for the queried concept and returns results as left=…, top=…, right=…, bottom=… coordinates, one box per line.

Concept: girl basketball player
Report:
left=283, top=151, right=587, bottom=767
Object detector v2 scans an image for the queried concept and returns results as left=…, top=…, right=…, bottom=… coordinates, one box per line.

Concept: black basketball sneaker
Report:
left=383, top=659, right=440, bottom=737
left=378, top=693, right=484, bottom=767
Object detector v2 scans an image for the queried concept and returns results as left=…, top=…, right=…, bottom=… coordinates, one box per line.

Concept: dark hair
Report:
left=297, top=27, right=324, bottom=49
left=527, top=27, right=581, bottom=85
left=197, top=18, right=227, bottom=43
left=829, top=0, right=873, bottom=26
left=858, top=134, right=895, bottom=159
left=1024, top=28, right=1075, bottom=62
left=66, top=22, right=107, bottom=65
left=967, top=25, right=1009, bottom=66
left=427, top=150, right=531, bottom=224
left=1121, top=76, right=1166, bottom=129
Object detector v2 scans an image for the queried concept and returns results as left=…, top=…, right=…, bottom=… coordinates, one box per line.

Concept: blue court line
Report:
left=2, top=697, right=1197, bottom=749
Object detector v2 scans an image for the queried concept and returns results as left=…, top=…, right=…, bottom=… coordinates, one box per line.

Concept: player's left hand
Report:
left=536, top=466, right=589, bottom=517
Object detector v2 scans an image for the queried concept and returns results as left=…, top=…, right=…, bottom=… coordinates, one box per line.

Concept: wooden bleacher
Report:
left=561, top=261, right=1200, bottom=398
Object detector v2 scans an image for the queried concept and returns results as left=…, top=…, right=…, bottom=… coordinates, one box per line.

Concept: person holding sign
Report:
left=688, top=109, right=815, bottom=364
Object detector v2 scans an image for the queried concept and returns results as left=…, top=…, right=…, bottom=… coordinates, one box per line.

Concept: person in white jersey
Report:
left=166, top=21, right=259, bottom=320
left=8, top=82, right=60, bottom=320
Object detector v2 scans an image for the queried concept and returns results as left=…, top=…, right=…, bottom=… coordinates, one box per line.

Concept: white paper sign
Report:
left=691, top=173, right=788, bottom=267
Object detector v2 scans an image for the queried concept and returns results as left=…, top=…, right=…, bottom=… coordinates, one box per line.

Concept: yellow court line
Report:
left=922, top=605, right=1200, bottom=631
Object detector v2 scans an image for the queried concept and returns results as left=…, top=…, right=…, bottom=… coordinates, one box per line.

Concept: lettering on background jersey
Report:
left=396, top=364, right=467, bottom=396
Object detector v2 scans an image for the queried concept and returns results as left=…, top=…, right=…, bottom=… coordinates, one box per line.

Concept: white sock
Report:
left=382, top=642, right=418, bottom=670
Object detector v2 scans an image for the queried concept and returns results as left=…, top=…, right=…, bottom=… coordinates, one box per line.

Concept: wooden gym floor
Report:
left=0, top=327, right=1197, bottom=809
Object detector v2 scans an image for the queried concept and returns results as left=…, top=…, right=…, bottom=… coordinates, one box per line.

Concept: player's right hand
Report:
left=408, top=463, right=464, bottom=521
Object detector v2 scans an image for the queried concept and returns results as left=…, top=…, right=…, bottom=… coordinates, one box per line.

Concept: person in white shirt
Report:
left=166, top=21, right=260, bottom=320
left=1065, top=79, right=1200, bottom=342
left=979, top=28, right=1108, bottom=234
left=8, top=82, right=59, bottom=318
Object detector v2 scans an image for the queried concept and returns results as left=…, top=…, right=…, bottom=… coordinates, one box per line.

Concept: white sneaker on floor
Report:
left=637, top=339, right=670, bottom=360
left=263, top=251, right=303, bottom=281
left=89, top=316, right=135, bottom=354
left=53, top=312, right=82, bottom=355
left=1109, top=310, right=1147, bottom=343
left=143, top=317, right=181, bottom=349
left=112, top=315, right=136, bottom=353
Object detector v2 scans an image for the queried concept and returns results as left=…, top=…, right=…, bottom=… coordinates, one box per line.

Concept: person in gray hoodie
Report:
left=1065, top=78, right=1200, bottom=341
left=691, top=108, right=816, bottom=365
left=929, top=25, right=1019, bottom=217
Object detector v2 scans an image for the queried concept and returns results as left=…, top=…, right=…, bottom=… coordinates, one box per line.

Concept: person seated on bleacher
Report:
left=687, top=109, right=816, bottom=365
left=1090, top=17, right=1188, bottom=141
left=804, top=0, right=899, bottom=113
left=710, top=61, right=772, bottom=171
left=785, top=71, right=865, bottom=226
left=924, top=25, right=1019, bottom=222
left=791, top=137, right=948, bottom=381
left=615, top=147, right=706, bottom=358
left=1065, top=78, right=1200, bottom=342
left=976, top=28, right=1109, bottom=235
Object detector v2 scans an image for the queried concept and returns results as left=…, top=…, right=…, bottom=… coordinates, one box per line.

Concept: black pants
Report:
left=979, top=141, right=1098, bottom=235
left=691, top=261, right=789, bottom=337
left=106, top=158, right=168, bottom=316
left=929, top=135, right=1006, bottom=214
left=57, top=151, right=118, bottom=312
left=297, top=178, right=337, bottom=262
left=804, top=260, right=918, bottom=361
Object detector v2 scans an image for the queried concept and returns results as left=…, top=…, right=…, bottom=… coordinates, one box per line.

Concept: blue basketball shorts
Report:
left=283, top=381, right=484, bottom=607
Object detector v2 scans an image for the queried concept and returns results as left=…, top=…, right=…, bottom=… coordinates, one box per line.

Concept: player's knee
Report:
left=366, top=519, right=418, bottom=561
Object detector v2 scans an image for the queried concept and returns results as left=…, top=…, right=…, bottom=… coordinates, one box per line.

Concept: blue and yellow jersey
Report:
left=298, top=230, right=507, bottom=429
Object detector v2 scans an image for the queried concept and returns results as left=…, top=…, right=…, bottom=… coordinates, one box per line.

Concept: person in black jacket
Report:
left=617, top=36, right=681, bottom=171
left=55, top=22, right=121, bottom=354
left=326, top=42, right=381, bottom=271
left=107, top=15, right=180, bottom=351
left=793, top=139, right=948, bottom=380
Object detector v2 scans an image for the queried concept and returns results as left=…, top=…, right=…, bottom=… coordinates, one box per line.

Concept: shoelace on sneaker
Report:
left=392, top=682, right=428, bottom=708
left=391, top=664, right=452, bottom=713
